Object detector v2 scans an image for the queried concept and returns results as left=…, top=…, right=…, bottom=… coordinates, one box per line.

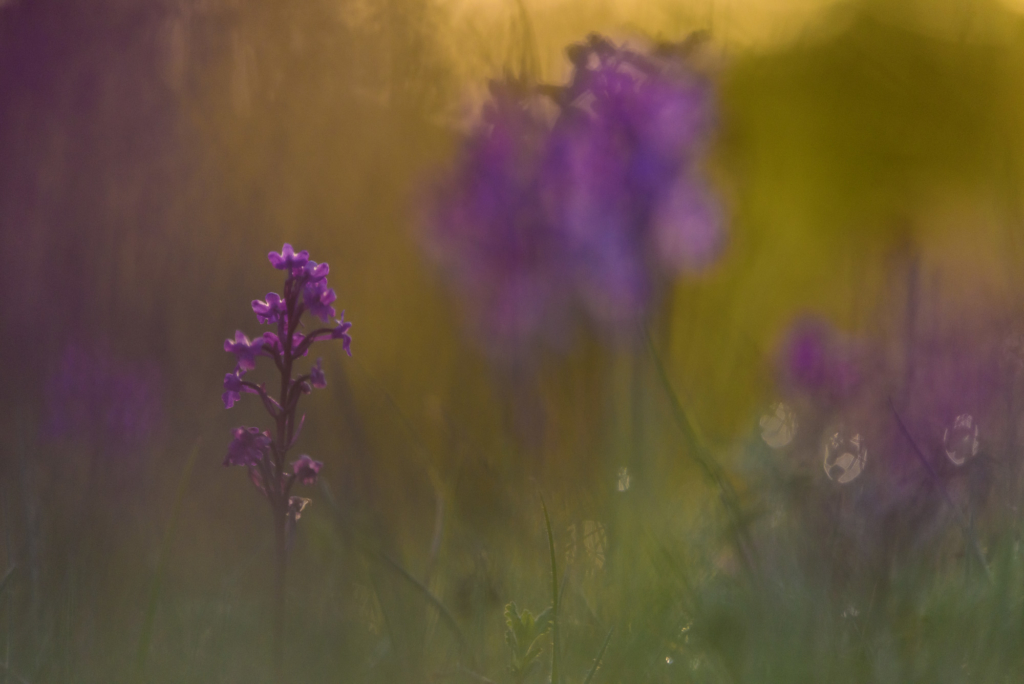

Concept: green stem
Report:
left=643, top=327, right=756, bottom=577
left=272, top=503, right=287, bottom=684
left=540, top=497, right=559, bottom=684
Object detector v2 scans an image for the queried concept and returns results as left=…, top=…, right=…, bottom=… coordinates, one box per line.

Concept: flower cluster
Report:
left=424, top=34, right=723, bottom=357
left=222, top=244, right=352, bottom=515
left=769, top=314, right=1016, bottom=495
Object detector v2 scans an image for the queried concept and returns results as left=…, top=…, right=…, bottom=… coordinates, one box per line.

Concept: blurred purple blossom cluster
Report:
left=425, top=34, right=723, bottom=357
left=772, top=314, right=1017, bottom=501
left=222, top=244, right=351, bottom=510
left=44, top=343, right=163, bottom=453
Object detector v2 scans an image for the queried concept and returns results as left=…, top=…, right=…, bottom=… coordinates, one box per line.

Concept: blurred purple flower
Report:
left=252, top=293, right=287, bottom=325
left=651, top=178, right=724, bottom=272
left=268, top=243, right=309, bottom=271
left=782, top=317, right=863, bottom=403
left=425, top=82, right=571, bottom=356
left=629, top=74, right=713, bottom=161
left=303, top=279, right=337, bottom=323
left=906, top=333, right=1003, bottom=454
left=44, top=343, right=163, bottom=452
left=224, top=330, right=265, bottom=371
left=423, top=34, right=723, bottom=352
left=541, top=41, right=720, bottom=326
left=291, top=454, right=323, bottom=485
left=225, top=426, right=271, bottom=467
left=543, top=111, right=648, bottom=326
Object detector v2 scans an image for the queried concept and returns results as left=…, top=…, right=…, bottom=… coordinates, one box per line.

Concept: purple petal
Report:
left=330, top=314, right=353, bottom=356
left=224, top=330, right=264, bottom=371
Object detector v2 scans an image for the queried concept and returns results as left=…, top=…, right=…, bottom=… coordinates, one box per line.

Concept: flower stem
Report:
left=272, top=501, right=287, bottom=684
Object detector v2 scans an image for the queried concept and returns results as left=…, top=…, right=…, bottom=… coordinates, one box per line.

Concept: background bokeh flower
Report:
left=43, top=342, right=163, bottom=454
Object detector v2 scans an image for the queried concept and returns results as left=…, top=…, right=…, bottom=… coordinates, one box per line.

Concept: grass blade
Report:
left=540, top=496, right=560, bottom=684
left=318, top=478, right=466, bottom=649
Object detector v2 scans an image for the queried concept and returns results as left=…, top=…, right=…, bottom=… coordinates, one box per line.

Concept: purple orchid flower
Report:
left=221, top=247, right=351, bottom=524
left=221, top=245, right=352, bottom=680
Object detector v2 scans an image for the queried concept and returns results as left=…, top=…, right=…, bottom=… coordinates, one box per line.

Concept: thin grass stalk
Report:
left=540, top=497, right=560, bottom=684
left=643, top=327, right=757, bottom=578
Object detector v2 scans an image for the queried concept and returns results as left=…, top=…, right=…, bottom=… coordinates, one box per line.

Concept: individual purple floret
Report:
left=223, top=369, right=246, bottom=409
left=225, top=426, right=271, bottom=466
left=268, top=243, right=309, bottom=271
left=303, top=279, right=337, bottom=322
left=291, top=454, right=323, bottom=485
left=304, top=260, right=329, bottom=281
left=253, top=293, right=287, bottom=325
left=224, top=330, right=265, bottom=371
left=330, top=315, right=353, bottom=356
